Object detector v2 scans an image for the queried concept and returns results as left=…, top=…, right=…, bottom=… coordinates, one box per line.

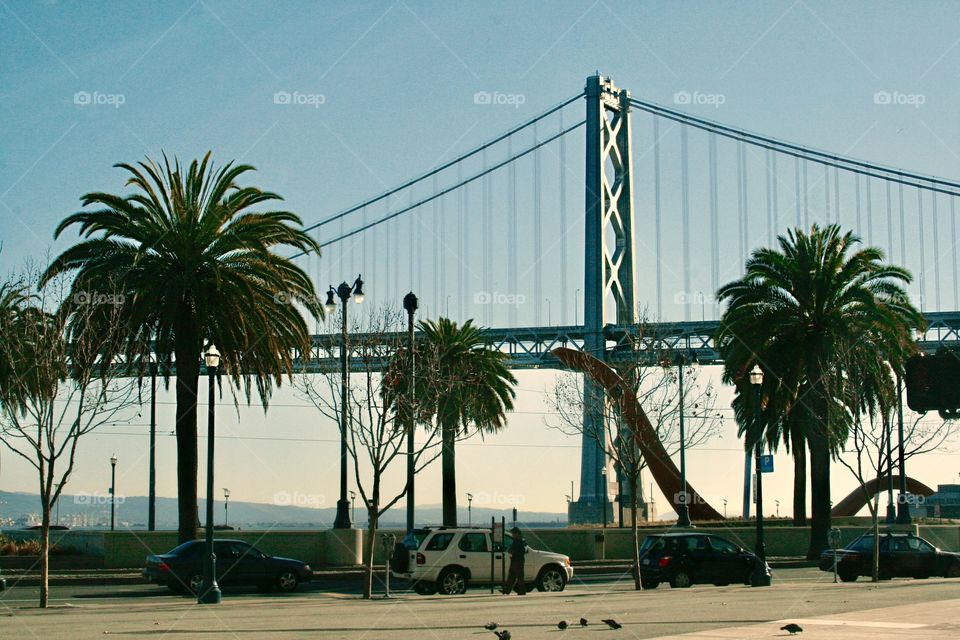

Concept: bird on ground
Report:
left=579, top=618, right=588, bottom=627
left=602, top=619, right=622, bottom=630
left=494, top=630, right=511, bottom=640
left=557, top=621, right=568, bottom=630
left=780, top=623, right=803, bottom=635
left=484, top=623, right=498, bottom=631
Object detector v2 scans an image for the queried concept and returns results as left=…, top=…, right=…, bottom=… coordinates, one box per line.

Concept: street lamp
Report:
left=467, top=493, right=474, bottom=525
left=110, top=454, right=118, bottom=531
left=673, top=352, right=695, bottom=528
left=326, top=275, right=365, bottom=529
left=775, top=499, right=780, bottom=518
left=198, top=343, right=222, bottom=604
left=723, top=499, right=727, bottom=519
left=148, top=352, right=158, bottom=531
left=750, top=364, right=771, bottom=587
left=403, top=292, right=418, bottom=535
left=349, top=490, right=357, bottom=523
left=223, top=488, right=230, bottom=527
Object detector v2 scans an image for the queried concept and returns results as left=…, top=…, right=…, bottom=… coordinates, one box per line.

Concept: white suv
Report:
left=391, top=527, right=573, bottom=595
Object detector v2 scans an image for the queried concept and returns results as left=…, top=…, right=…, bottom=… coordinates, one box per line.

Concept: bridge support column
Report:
left=569, top=74, right=637, bottom=526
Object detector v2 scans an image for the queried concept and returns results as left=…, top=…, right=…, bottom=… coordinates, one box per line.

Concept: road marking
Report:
left=773, top=618, right=927, bottom=629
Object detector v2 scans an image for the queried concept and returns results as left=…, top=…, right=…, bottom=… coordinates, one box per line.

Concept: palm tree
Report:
left=41, top=153, right=322, bottom=544
left=716, top=224, right=922, bottom=558
left=418, top=318, right=516, bottom=526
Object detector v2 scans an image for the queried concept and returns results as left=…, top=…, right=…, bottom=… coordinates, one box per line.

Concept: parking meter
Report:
left=381, top=533, right=396, bottom=598
left=828, top=527, right=842, bottom=583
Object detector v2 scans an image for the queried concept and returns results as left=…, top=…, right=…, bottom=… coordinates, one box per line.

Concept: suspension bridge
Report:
left=294, top=74, right=960, bottom=524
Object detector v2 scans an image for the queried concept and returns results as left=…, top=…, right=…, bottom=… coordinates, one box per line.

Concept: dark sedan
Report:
left=819, top=532, right=960, bottom=582
left=637, top=532, right=769, bottom=589
left=144, top=539, right=313, bottom=594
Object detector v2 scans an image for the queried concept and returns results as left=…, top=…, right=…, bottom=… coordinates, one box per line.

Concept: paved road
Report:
left=2, top=568, right=959, bottom=639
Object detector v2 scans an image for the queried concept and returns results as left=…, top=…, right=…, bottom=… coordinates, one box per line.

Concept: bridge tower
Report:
left=569, top=74, right=638, bottom=525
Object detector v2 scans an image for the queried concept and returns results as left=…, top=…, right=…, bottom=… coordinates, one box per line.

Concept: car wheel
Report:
left=437, top=567, right=468, bottom=595
left=187, top=573, right=205, bottom=594
left=947, top=565, right=960, bottom=578
left=276, top=570, right=299, bottom=593
left=838, top=570, right=858, bottom=583
left=640, top=578, right=659, bottom=590
left=413, top=581, right=437, bottom=595
left=536, top=566, right=567, bottom=592
left=669, top=571, right=692, bottom=588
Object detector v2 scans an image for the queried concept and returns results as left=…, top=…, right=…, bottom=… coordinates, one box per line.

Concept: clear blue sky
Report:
left=2, top=1, right=959, bottom=521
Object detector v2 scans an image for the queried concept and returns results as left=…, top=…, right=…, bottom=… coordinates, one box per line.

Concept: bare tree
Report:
left=294, top=307, right=446, bottom=598
left=548, top=320, right=723, bottom=590
left=0, top=270, right=137, bottom=607
left=838, top=395, right=956, bottom=582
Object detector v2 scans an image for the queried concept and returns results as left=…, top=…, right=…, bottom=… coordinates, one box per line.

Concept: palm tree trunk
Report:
left=441, top=421, right=457, bottom=527
left=175, top=318, right=200, bottom=545
left=791, top=429, right=807, bottom=525
left=807, top=434, right=831, bottom=559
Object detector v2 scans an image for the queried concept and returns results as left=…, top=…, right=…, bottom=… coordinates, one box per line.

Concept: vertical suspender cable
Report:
left=508, top=136, right=518, bottom=327
left=433, top=175, right=440, bottom=313
left=681, top=125, right=691, bottom=321
left=743, top=142, right=749, bottom=256
left=737, top=141, right=746, bottom=268
left=794, top=156, right=801, bottom=227
left=361, top=205, right=368, bottom=280
left=866, top=179, right=874, bottom=245
left=483, top=148, right=492, bottom=326
left=886, top=181, right=894, bottom=263
left=709, top=132, right=719, bottom=306
left=766, top=149, right=774, bottom=246
left=898, top=182, right=906, bottom=270
left=855, top=174, right=862, bottom=234
left=802, top=160, right=809, bottom=227
left=559, top=109, right=568, bottom=324
left=931, top=186, right=940, bottom=310
left=824, top=164, right=831, bottom=224
left=383, top=199, right=391, bottom=304
left=952, top=196, right=958, bottom=309
left=918, top=189, right=926, bottom=310
left=654, top=117, right=663, bottom=318
left=834, top=166, right=841, bottom=227
left=534, top=121, right=543, bottom=326
left=439, top=178, right=446, bottom=316
left=460, top=165, right=468, bottom=321
left=411, top=188, right=418, bottom=298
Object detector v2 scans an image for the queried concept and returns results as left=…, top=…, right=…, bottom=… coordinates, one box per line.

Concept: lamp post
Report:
left=403, top=292, right=418, bottom=535
left=723, top=499, right=727, bottom=519
left=326, top=275, right=365, bottom=529
left=148, top=354, right=157, bottom=531
left=775, top=499, right=780, bottom=518
left=350, top=490, right=356, bottom=523
left=467, top=493, right=474, bottom=526
left=110, top=454, right=117, bottom=531
left=750, top=364, right=770, bottom=587
left=673, top=352, right=692, bottom=528
left=198, top=344, right=222, bottom=604
left=223, top=488, right=230, bottom=527
left=895, top=373, right=911, bottom=524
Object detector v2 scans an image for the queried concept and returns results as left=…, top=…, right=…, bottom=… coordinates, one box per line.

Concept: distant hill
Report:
left=0, top=490, right=567, bottom=530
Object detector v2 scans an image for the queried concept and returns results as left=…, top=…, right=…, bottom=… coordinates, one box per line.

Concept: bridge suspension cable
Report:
left=630, top=98, right=960, bottom=196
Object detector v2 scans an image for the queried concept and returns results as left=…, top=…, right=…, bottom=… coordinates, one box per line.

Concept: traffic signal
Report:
left=905, top=351, right=960, bottom=414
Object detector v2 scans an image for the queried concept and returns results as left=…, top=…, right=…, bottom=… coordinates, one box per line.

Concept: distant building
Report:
left=921, top=484, right=960, bottom=518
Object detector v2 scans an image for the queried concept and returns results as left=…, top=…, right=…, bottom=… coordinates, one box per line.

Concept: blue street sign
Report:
left=759, top=454, right=774, bottom=473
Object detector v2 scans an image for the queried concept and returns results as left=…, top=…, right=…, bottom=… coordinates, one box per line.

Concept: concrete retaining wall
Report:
left=4, top=524, right=956, bottom=568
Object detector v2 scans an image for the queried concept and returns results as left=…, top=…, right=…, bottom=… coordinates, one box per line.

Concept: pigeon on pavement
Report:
left=781, top=623, right=803, bottom=635
left=557, top=621, right=568, bottom=630
left=494, top=630, right=511, bottom=640
left=602, top=619, right=622, bottom=630
left=579, top=618, right=588, bottom=627
left=484, top=623, right=498, bottom=631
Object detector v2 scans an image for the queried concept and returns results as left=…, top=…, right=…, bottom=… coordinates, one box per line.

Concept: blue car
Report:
left=144, top=539, right=313, bottom=594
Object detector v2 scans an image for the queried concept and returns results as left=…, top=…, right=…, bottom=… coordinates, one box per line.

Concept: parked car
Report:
left=637, top=532, right=769, bottom=589
left=143, top=539, right=313, bottom=594
left=818, top=531, right=960, bottom=582
left=391, top=527, right=573, bottom=595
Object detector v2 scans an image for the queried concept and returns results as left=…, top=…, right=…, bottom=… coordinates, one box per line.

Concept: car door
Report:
left=682, top=536, right=714, bottom=582
left=230, top=541, right=269, bottom=585
left=905, top=537, right=938, bottom=577
left=457, top=533, right=492, bottom=583
left=213, top=541, right=241, bottom=584
left=707, top=536, right=748, bottom=583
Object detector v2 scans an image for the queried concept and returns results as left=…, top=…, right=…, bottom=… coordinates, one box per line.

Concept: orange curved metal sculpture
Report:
left=830, top=475, right=935, bottom=518
left=552, top=347, right=724, bottom=521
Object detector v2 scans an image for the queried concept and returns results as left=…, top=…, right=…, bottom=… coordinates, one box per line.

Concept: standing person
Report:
left=502, top=528, right=527, bottom=595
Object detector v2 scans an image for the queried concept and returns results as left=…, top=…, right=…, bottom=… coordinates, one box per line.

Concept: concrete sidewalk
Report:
left=651, top=598, right=960, bottom=639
